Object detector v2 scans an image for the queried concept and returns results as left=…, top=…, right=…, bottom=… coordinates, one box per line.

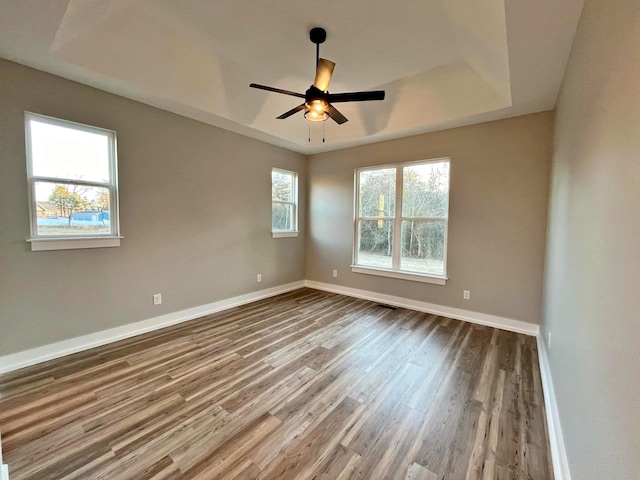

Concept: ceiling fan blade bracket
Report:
left=328, top=91, right=386, bottom=103
left=305, top=86, right=328, bottom=104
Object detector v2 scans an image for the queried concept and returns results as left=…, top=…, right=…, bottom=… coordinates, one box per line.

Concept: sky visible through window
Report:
left=31, top=119, right=110, bottom=200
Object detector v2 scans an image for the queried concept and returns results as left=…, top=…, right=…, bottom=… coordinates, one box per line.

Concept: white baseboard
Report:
left=536, top=335, right=572, bottom=480
left=304, top=280, right=539, bottom=336
left=0, top=432, right=7, bottom=480
left=0, top=281, right=305, bottom=375
left=0, top=279, right=539, bottom=375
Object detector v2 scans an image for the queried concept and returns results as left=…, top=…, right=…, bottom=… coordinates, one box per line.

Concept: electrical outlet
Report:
left=548, top=331, right=552, bottom=349
left=463, top=290, right=471, bottom=300
left=257, top=273, right=262, bottom=283
left=153, top=293, right=162, bottom=305
left=332, top=270, right=338, bottom=278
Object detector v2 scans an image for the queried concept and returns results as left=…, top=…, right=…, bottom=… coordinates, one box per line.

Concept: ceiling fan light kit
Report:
left=250, top=27, right=385, bottom=133
left=304, top=98, right=329, bottom=122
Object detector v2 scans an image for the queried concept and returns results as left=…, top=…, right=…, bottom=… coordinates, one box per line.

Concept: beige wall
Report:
left=0, top=59, right=306, bottom=356
left=306, top=112, right=553, bottom=325
left=542, top=0, right=640, bottom=478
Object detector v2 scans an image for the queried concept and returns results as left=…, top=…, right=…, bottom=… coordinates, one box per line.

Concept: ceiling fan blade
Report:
left=313, top=58, right=335, bottom=92
left=250, top=83, right=305, bottom=98
left=328, top=90, right=386, bottom=103
left=327, top=104, right=348, bottom=125
left=276, top=104, right=306, bottom=119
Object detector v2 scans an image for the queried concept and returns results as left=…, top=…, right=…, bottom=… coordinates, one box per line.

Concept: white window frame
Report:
left=25, top=112, right=122, bottom=251
left=271, top=168, right=298, bottom=238
left=352, top=158, right=450, bottom=285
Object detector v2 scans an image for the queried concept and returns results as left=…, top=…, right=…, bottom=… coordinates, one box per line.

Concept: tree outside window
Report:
left=272, top=168, right=298, bottom=237
left=355, top=159, right=450, bottom=278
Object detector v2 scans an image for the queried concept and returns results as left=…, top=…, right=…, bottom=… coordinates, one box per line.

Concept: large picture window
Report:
left=25, top=112, right=120, bottom=251
left=271, top=168, right=298, bottom=238
left=353, top=159, right=450, bottom=284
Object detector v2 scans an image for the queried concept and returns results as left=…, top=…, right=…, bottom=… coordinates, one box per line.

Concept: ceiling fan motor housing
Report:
left=305, top=86, right=327, bottom=105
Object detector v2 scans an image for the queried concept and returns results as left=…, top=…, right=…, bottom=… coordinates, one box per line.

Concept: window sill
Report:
left=27, top=236, right=122, bottom=251
left=351, top=265, right=447, bottom=285
left=271, top=231, right=299, bottom=238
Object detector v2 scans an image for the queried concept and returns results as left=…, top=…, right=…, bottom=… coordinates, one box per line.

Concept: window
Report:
left=25, top=112, right=121, bottom=251
left=353, top=159, right=450, bottom=284
left=271, top=168, right=298, bottom=238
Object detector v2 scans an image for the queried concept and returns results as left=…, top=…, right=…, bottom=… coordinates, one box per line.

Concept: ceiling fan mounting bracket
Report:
left=309, top=27, right=327, bottom=45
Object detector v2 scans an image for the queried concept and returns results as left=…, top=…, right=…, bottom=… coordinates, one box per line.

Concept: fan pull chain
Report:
left=323, top=120, right=326, bottom=143
left=308, top=122, right=311, bottom=143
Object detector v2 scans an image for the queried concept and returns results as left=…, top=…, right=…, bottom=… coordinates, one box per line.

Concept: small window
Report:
left=25, top=112, right=121, bottom=251
left=353, top=159, right=450, bottom=284
left=271, top=168, right=298, bottom=238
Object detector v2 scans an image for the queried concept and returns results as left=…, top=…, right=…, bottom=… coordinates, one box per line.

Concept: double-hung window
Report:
left=353, top=158, right=450, bottom=284
left=271, top=168, right=298, bottom=238
left=25, top=112, right=121, bottom=251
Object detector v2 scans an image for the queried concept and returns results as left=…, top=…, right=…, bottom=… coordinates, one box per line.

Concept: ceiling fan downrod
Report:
left=309, top=27, right=326, bottom=69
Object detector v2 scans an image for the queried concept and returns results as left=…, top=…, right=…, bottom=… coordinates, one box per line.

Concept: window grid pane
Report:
left=402, top=162, right=450, bottom=218
left=272, top=170, right=294, bottom=202
left=29, top=118, right=111, bottom=182
left=358, top=168, right=396, bottom=217
left=34, top=181, right=113, bottom=236
left=357, top=219, right=393, bottom=269
left=400, top=220, right=446, bottom=275
left=272, top=202, right=294, bottom=231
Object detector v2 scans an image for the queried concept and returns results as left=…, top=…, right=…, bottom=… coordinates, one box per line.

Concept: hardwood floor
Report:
left=0, top=288, right=553, bottom=479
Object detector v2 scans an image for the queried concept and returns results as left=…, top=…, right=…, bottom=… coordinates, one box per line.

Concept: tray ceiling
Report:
left=0, top=0, right=584, bottom=153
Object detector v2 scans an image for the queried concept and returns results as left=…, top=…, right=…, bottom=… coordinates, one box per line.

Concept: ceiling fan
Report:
left=250, top=27, right=385, bottom=125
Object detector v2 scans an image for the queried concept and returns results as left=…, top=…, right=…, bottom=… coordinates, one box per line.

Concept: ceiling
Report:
left=0, top=0, right=584, bottom=154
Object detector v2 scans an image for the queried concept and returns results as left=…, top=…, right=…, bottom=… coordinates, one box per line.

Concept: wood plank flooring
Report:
left=0, top=288, right=554, bottom=479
